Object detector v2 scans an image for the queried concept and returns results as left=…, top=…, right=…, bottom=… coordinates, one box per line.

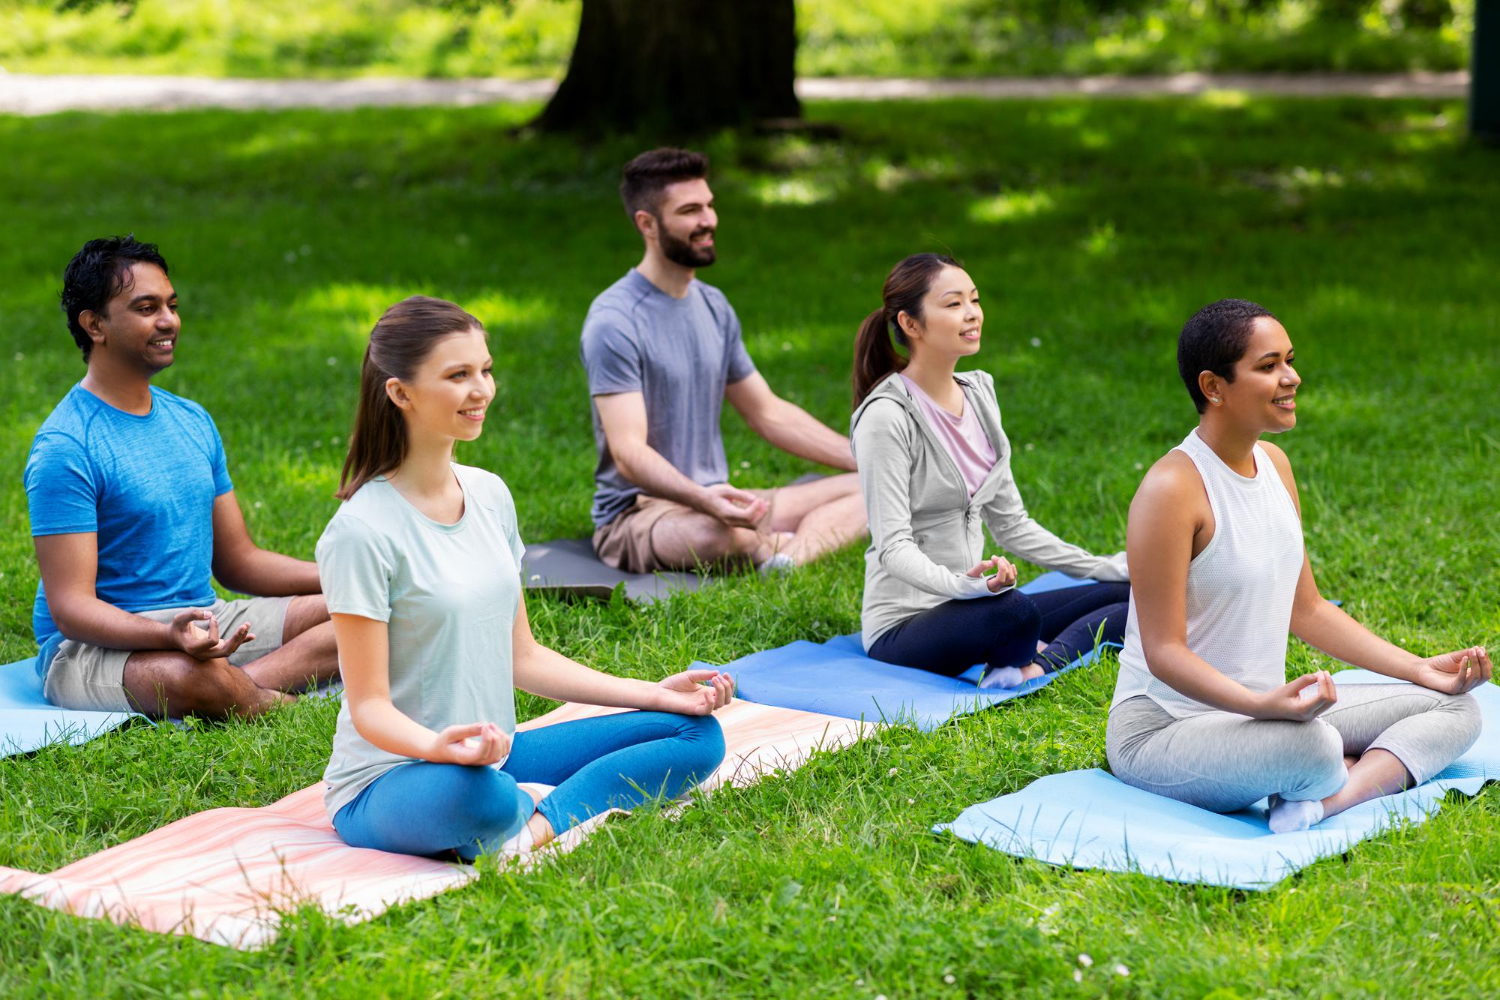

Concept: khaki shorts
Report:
left=42, top=596, right=292, bottom=713
left=592, top=495, right=697, bottom=575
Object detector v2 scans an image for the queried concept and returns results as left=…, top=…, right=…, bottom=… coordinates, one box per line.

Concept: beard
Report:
left=658, top=223, right=717, bottom=268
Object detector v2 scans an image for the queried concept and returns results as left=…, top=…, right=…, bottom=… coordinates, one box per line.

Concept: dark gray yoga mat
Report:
left=523, top=474, right=827, bottom=604
left=521, top=538, right=707, bottom=604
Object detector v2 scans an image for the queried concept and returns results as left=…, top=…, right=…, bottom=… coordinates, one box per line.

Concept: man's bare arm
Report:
left=725, top=373, right=856, bottom=471
left=210, top=492, right=321, bottom=596
left=34, top=532, right=249, bottom=659
left=593, top=391, right=766, bottom=527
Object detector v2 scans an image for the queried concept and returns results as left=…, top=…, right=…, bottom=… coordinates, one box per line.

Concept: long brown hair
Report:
left=336, top=295, right=485, bottom=500
left=852, top=252, right=959, bottom=408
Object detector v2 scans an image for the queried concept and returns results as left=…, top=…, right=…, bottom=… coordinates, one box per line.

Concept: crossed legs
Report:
left=332, top=711, right=726, bottom=860
left=1107, top=683, right=1482, bottom=827
left=648, top=472, right=866, bottom=571
left=122, top=594, right=339, bottom=720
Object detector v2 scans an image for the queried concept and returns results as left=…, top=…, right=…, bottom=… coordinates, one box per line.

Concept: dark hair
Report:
left=620, top=147, right=709, bottom=220
left=1177, top=298, right=1278, bottom=413
left=60, top=235, right=170, bottom=362
left=852, top=253, right=961, bottom=408
left=337, top=296, right=485, bottom=501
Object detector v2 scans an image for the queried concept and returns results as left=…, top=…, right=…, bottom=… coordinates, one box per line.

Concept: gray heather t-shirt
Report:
left=581, top=268, right=757, bottom=528
left=317, top=464, right=525, bottom=821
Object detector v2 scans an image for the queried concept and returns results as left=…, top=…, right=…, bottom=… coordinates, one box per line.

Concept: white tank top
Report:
left=1111, top=428, right=1304, bottom=719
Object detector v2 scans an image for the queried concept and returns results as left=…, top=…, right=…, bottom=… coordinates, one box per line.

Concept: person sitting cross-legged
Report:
left=583, top=147, right=868, bottom=575
left=322, top=296, right=732, bottom=859
left=1108, top=299, right=1488, bottom=833
left=850, top=253, right=1132, bottom=690
left=24, top=235, right=338, bottom=719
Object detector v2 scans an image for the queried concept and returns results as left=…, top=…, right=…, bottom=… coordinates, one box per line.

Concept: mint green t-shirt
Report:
left=317, top=464, right=526, bottom=821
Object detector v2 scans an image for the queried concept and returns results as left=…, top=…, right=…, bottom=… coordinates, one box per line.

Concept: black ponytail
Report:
left=851, top=253, right=958, bottom=408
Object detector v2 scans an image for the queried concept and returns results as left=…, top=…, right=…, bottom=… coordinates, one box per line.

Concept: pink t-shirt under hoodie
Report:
left=899, top=374, right=997, bottom=496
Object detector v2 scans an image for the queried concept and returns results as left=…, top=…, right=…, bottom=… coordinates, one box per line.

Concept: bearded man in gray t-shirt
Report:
left=582, top=148, right=867, bottom=575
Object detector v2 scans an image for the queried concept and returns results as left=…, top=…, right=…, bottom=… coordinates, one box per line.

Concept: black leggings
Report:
left=867, top=582, right=1130, bottom=678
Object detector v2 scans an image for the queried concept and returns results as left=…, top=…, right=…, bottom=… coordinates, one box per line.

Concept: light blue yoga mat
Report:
left=1, top=655, right=344, bottom=758
left=0, top=658, right=138, bottom=758
left=716, top=571, right=1117, bottom=730
left=937, top=670, right=1500, bottom=890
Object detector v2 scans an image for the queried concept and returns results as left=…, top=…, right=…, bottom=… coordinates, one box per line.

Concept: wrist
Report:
left=162, top=621, right=186, bottom=652
left=639, top=680, right=672, bottom=711
left=1240, top=688, right=1273, bottom=719
left=420, top=732, right=449, bottom=763
left=687, top=485, right=717, bottom=514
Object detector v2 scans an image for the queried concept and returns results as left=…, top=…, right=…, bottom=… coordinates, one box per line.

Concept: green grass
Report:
left=2, top=96, right=1499, bottom=995
left=0, top=0, right=1477, bottom=79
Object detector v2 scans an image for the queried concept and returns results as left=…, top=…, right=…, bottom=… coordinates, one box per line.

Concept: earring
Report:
left=1210, top=397, right=1220, bottom=405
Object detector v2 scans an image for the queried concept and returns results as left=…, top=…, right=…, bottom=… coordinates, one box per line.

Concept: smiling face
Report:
left=898, top=265, right=983, bottom=362
left=81, top=262, right=180, bottom=375
left=642, top=177, right=717, bottom=267
left=386, top=327, right=494, bottom=445
left=1206, top=316, right=1300, bottom=434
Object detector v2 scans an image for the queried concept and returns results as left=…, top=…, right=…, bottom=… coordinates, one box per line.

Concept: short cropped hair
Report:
left=1177, top=298, right=1277, bottom=413
left=60, top=235, right=170, bottom=361
left=619, top=148, right=708, bottom=220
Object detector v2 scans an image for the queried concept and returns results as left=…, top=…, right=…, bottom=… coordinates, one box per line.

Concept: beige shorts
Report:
left=592, top=495, right=697, bottom=575
left=42, top=596, right=292, bottom=713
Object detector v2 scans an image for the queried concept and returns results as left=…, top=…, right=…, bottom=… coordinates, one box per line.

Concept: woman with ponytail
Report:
left=317, top=296, right=733, bottom=860
left=850, top=255, right=1131, bottom=688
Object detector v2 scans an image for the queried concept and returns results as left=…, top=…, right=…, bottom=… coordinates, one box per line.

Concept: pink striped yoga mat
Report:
left=0, top=701, right=869, bottom=949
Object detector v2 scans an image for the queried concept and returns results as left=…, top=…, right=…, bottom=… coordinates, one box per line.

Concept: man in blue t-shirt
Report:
left=583, top=148, right=868, bottom=575
left=23, top=236, right=337, bottom=719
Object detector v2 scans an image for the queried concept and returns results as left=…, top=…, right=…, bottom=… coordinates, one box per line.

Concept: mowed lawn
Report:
left=1, top=98, right=1497, bottom=997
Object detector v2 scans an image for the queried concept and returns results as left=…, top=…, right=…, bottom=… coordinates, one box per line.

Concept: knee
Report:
left=1442, top=691, right=1483, bottom=749
left=1290, top=722, right=1348, bottom=799
left=1002, top=591, right=1043, bottom=639
left=175, top=661, right=249, bottom=717
left=445, top=767, right=528, bottom=838
left=677, top=714, right=727, bottom=776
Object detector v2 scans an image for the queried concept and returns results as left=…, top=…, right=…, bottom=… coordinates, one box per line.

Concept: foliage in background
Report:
left=0, top=0, right=1476, bottom=78
left=1, top=95, right=1498, bottom=995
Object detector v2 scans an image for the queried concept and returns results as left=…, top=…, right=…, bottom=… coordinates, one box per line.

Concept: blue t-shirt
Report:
left=24, top=384, right=233, bottom=679
left=580, top=269, right=757, bottom=528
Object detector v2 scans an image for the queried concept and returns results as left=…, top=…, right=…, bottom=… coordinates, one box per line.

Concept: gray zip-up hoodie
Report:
left=850, top=369, right=1128, bottom=650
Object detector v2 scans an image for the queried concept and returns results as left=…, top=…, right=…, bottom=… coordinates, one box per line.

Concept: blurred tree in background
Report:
left=531, top=0, right=799, bottom=132
left=4, top=0, right=1476, bottom=82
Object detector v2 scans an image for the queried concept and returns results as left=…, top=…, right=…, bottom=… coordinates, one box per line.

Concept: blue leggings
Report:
left=333, top=711, right=725, bottom=861
left=868, top=582, right=1131, bottom=678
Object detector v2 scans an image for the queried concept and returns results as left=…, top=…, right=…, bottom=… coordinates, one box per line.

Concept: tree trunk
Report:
left=534, top=0, right=799, bottom=134
left=1474, top=0, right=1499, bottom=144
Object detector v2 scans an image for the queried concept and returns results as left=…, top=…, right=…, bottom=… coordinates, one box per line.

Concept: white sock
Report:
left=758, top=552, right=796, bottom=575
left=979, top=665, right=1026, bottom=689
left=1267, top=795, right=1325, bottom=834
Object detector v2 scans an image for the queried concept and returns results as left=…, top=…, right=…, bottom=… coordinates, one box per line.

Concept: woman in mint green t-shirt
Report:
left=319, top=295, right=734, bottom=859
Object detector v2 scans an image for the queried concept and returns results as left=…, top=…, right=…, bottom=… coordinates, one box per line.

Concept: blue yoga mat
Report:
left=937, top=671, right=1500, bottom=890
left=715, top=571, right=1117, bottom=730
left=0, top=658, right=138, bottom=758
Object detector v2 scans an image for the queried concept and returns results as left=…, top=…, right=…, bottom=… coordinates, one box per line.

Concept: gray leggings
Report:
left=1107, top=684, right=1481, bottom=812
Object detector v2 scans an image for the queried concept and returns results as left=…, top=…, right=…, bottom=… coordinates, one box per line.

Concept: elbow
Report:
left=607, top=444, right=641, bottom=485
left=347, top=697, right=386, bottom=746
left=44, top=590, right=93, bottom=640
left=1140, top=640, right=1177, bottom=683
left=50, top=602, right=84, bottom=640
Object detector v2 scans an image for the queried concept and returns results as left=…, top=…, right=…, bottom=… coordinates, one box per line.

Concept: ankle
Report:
left=526, top=811, right=556, bottom=849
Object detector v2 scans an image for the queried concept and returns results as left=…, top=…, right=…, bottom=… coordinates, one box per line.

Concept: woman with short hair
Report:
left=1107, top=298, right=1487, bottom=833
